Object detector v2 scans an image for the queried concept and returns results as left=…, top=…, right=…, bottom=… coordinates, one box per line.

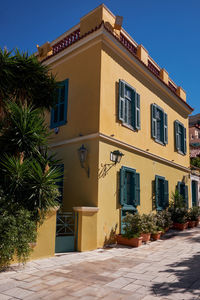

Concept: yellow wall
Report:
left=30, top=209, right=57, bottom=260
left=52, top=138, right=99, bottom=211
left=46, top=41, right=101, bottom=144
left=99, top=43, right=190, bottom=169
left=97, top=140, right=191, bottom=247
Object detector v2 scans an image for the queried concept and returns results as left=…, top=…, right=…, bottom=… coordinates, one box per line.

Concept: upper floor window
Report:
left=120, top=166, right=140, bottom=210
left=151, top=104, right=168, bottom=145
left=174, top=120, right=187, bottom=155
left=118, top=80, right=140, bottom=130
left=155, top=175, right=169, bottom=211
left=50, top=79, right=69, bottom=129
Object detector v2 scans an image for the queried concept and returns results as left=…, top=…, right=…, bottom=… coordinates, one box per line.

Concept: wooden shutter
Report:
left=164, top=180, right=169, bottom=208
left=177, top=181, right=181, bottom=194
left=183, top=127, right=187, bottom=154
left=151, top=104, right=157, bottom=139
left=50, top=79, right=68, bottom=129
left=56, top=164, right=64, bottom=203
left=135, top=93, right=141, bottom=130
left=120, top=167, right=126, bottom=205
left=164, top=113, right=168, bottom=144
left=184, top=185, right=189, bottom=208
left=174, top=121, right=180, bottom=151
left=119, top=80, right=125, bottom=122
left=155, top=175, right=159, bottom=209
left=131, top=89, right=136, bottom=129
left=135, top=172, right=140, bottom=206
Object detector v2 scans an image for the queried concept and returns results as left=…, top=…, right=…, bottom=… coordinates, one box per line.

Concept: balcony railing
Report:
left=53, top=29, right=80, bottom=55
left=148, top=60, right=160, bottom=77
left=168, top=81, right=177, bottom=93
left=120, top=33, right=137, bottom=55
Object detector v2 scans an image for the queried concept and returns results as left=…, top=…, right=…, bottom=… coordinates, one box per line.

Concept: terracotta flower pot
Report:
left=116, top=235, right=143, bottom=247
left=173, top=222, right=188, bottom=231
left=151, top=231, right=162, bottom=241
left=188, top=221, right=196, bottom=228
left=141, top=233, right=151, bottom=243
left=164, top=227, right=169, bottom=232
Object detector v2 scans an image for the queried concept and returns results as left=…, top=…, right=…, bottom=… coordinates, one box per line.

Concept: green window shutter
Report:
left=151, top=104, right=157, bottom=139
left=164, top=113, right=168, bottom=144
left=155, top=175, right=165, bottom=210
left=164, top=180, right=169, bottom=208
left=119, top=80, right=125, bottom=122
left=120, top=167, right=126, bottom=205
left=174, top=121, right=180, bottom=151
left=177, top=181, right=181, bottom=194
left=131, top=89, right=136, bottom=129
left=183, top=127, right=187, bottom=154
left=56, top=164, right=64, bottom=204
left=135, top=172, right=140, bottom=206
left=50, top=79, right=68, bottom=129
left=135, top=93, right=140, bottom=130
left=184, top=185, right=189, bottom=208
left=155, top=175, right=159, bottom=210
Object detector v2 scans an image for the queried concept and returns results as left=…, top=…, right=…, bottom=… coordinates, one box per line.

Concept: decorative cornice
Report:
left=50, top=132, right=190, bottom=173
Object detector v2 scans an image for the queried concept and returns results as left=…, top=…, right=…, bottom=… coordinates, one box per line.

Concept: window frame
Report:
left=155, top=175, right=169, bottom=211
left=151, top=103, right=168, bottom=146
left=118, top=80, right=140, bottom=131
left=120, top=166, right=140, bottom=210
left=50, top=79, right=69, bottom=129
left=174, top=120, right=187, bottom=155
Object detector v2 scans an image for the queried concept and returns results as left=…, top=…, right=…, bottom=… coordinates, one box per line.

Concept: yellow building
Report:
left=37, top=4, right=193, bottom=253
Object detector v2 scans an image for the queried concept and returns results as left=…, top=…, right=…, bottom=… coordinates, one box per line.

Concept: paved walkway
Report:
left=0, top=227, right=200, bottom=300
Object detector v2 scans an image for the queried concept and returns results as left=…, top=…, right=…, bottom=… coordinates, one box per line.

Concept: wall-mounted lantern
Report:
left=110, top=150, right=124, bottom=164
left=78, top=144, right=90, bottom=177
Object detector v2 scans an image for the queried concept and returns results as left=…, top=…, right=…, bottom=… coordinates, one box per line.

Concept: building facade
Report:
left=37, top=4, right=193, bottom=252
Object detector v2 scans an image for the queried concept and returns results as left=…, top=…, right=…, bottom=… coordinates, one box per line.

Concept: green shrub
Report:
left=141, top=213, right=155, bottom=233
left=122, top=213, right=142, bottom=238
left=0, top=206, right=37, bottom=270
left=187, top=206, right=199, bottom=221
left=169, top=190, right=188, bottom=224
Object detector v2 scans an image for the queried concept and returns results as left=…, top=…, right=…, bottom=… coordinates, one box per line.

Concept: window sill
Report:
left=154, top=138, right=166, bottom=146
left=177, top=150, right=186, bottom=156
left=50, top=121, right=67, bottom=130
left=121, top=122, right=137, bottom=132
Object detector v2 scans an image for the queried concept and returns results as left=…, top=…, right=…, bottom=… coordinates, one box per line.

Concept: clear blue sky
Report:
left=1, top=0, right=199, bottom=114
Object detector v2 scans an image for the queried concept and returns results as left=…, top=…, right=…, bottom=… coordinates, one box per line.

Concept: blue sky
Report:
left=1, top=0, right=199, bottom=114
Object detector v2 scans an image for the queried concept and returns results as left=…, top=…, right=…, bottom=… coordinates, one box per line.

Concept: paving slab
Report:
left=0, top=227, right=200, bottom=299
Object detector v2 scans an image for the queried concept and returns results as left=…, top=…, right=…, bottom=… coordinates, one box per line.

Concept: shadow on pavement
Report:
left=150, top=251, right=200, bottom=298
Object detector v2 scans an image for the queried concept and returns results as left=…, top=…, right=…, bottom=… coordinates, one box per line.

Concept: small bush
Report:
left=122, top=213, right=142, bottom=238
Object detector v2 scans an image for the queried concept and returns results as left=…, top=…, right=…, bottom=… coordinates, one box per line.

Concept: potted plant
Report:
left=187, top=207, right=199, bottom=228
left=169, top=190, right=188, bottom=231
left=157, top=210, right=172, bottom=232
left=151, top=223, right=163, bottom=241
left=116, top=213, right=143, bottom=247
left=140, top=213, right=154, bottom=243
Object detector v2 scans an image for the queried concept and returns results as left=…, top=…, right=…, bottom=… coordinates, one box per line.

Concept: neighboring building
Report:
left=189, top=114, right=200, bottom=158
left=189, top=114, right=200, bottom=207
left=36, top=4, right=193, bottom=253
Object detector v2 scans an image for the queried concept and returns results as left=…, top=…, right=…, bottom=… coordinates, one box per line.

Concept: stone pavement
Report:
left=0, top=227, right=200, bottom=300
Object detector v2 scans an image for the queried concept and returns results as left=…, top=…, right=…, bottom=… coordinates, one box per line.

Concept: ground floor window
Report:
left=177, top=181, right=188, bottom=208
left=120, top=166, right=140, bottom=210
left=192, top=180, right=198, bottom=207
left=155, top=175, right=169, bottom=210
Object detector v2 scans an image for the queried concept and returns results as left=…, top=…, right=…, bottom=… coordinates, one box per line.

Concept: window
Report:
left=155, top=175, right=169, bottom=210
left=56, top=164, right=64, bottom=204
left=174, top=121, right=187, bottom=155
left=118, top=80, right=140, bottom=130
left=177, top=181, right=188, bottom=208
left=151, top=104, right=168, bottom=145
left=120, top=166, right=140, bottom=210
left=50, top=79, right=69, bottom=128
